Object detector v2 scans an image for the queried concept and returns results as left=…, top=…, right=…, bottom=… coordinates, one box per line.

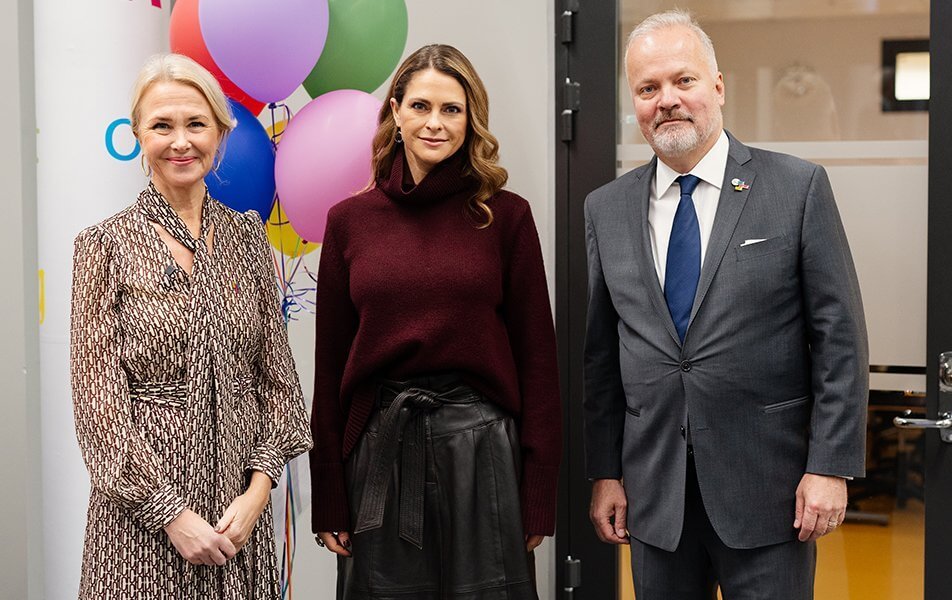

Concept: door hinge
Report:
left=563, top=79, right=581, bottom=111
left=560, top=10, right=574, bottom=44
left=561, top=79, right=581, bottom=142
left=563, top=555, right=582, bottom=599
left=560, top=0, right=579, bottom=44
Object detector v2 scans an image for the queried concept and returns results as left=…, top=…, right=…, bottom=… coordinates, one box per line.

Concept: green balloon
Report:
left=303, top=0, right=408, bottom=98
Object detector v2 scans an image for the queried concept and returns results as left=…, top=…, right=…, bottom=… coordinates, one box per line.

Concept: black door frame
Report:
left=555, top=1, right=952, bottom=598
left=925, top=1, right=952, bottom=596
left=554, top=1, right=618, bottom=598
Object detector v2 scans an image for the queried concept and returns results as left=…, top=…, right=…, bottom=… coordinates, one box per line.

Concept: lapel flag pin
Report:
left=731, top=178, right=750, bottom=191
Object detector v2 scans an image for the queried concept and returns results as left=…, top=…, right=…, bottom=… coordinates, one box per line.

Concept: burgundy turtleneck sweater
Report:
left=309, top=149, right=561, bottom=536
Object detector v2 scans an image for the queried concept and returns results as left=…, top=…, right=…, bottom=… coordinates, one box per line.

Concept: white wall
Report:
left=0, top=0, right=42, bottom=597
left=34, top=2, right=169, bottom=597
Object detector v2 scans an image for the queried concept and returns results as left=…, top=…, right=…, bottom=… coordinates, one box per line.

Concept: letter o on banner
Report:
left=104, top=118, right=140, bottom=161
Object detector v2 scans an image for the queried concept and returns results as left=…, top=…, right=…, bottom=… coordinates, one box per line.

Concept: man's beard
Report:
left=646, top=109, right=717, bottom=157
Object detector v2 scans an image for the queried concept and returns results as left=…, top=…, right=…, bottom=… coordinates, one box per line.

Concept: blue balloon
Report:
left=205, top=100, right=275, bottom=222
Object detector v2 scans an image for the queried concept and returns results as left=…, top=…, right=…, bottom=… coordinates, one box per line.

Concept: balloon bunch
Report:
left=168, top=1, right=408, bottom=595
left=169, top=0, right=408, bottom=294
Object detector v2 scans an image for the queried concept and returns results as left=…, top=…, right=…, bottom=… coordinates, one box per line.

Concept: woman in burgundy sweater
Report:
left=309, top=44, right=561, bottom=599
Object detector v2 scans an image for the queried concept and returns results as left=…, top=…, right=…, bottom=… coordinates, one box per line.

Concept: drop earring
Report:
left=395, top=127, right=403, bottom=144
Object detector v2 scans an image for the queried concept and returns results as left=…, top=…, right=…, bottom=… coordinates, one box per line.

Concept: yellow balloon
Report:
left=267, top=200, right=319, bottom=258
left=266, top=118, right=287, bottom=140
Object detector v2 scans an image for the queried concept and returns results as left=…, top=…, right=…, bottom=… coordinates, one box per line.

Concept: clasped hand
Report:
left=165, top=472, right=272, bottom=565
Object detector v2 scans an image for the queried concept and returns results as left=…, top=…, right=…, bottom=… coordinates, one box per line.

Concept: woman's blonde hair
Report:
left=130, top=53, right=234, bottom=169
left=370, top=44, right=507, bottom=228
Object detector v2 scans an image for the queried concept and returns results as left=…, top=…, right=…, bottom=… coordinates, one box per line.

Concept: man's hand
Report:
left=165, top=509, right=237, bottom=566
left=793, top=473, right=847, bottom=542
left=589, top=479, right=629, bottom=544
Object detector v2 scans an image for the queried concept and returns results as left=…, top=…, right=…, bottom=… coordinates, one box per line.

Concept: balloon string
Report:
left=279, top=462, right=298, bottom=598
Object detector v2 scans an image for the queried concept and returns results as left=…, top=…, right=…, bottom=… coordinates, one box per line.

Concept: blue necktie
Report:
left=665, top=174, right=702, bottom=342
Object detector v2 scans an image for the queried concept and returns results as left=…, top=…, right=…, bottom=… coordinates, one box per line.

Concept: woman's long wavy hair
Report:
left=370, top=44, right=507, bottom=228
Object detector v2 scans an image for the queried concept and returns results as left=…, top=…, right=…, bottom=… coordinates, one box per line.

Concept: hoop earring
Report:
left=395, top=128, right=403, bottom=144
left=140, top=153, right=152, bottom=177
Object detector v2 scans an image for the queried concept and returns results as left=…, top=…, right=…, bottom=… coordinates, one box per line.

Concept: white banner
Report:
left=35, top=1, right=169, bottom=596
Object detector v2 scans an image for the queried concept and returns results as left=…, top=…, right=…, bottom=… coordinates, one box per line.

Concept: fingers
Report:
left=590, top=508, right=620, bottom=543
left=219, top=534, right=238, bottom=560
left=614, top=502, right=628, bottom=540
left=215, top=507, right=236, bottom=533
left=337, top=531, right=352, bottom=549
left=317, top=531, right=352, bottom=557
left=590, top=503, right=629, bottom=544
left=819, top=509, right=847, bottom=538
left=208, top=545, right=228, bottom=567
left=525, top=534, right=544, bottom=552
left=800, top=509, right=846, bottom=542
left=797, top=508, right=819, bottom=542
left=589, top=479, right=629, bottom=545
left=795, top=473, right=848, bottom=542
left=793, top=488, right=804, bottom=529
left=182, top=532, right=236, bottom=566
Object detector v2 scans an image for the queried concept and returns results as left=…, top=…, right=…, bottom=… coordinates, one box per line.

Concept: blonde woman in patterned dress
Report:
left=69, top=53, right=312, bottom=599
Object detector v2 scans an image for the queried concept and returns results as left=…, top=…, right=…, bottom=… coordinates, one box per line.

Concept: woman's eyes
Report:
left=150, top=121, right=207, bottom=131
left=408, top=102, right=463, bottom=114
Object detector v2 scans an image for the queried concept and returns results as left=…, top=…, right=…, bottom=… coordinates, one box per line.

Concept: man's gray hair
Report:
left=625, top=9, right=718, bottom=76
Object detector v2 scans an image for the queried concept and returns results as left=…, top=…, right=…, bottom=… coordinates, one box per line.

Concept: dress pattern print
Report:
left=70, top=185, right=312, bottom=599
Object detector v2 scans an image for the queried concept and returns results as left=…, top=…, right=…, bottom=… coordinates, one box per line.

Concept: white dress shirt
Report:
left=648, top=130, right=730, bottom=288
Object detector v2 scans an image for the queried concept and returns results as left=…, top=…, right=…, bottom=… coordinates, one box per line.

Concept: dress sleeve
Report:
left=309, top=211, right=359, bottom=533
left=70, top=226, right=187, bottom=532
left=243, top=213, right=314, bottom=485
left=501, top=200, right=562, bottom=536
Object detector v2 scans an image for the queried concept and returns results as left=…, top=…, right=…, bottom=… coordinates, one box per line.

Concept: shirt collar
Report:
left=654, top=130, right=730, bottom=196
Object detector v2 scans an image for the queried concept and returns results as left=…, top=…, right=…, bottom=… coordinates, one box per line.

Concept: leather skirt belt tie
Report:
left=352, top=377, right=480, bottom=549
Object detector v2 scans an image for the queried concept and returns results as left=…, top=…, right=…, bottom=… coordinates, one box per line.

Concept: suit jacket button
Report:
left=680, top=360, right=692, bottom=372
left=680, top=426, right=686, bottom=438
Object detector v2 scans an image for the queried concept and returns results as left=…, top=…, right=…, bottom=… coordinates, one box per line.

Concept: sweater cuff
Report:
left=311, top=461, right=351, bottom=533
left=131, top=483, right=187, bottom=532
left=246, top=444, right=286, bottom=487
left=520, top=462, right=560, bottom=536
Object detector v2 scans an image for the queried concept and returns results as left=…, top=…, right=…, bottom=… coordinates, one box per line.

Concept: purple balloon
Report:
left=275, top=90, right=381, bottom=243
left=200, top=0, right=329, bottom=103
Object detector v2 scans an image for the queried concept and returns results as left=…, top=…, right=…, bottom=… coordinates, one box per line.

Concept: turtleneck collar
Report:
left=377, top=146, right=477, bottom=206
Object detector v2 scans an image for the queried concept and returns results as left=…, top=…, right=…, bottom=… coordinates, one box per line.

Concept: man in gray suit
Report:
left=583, top=10, right=868, bottom=599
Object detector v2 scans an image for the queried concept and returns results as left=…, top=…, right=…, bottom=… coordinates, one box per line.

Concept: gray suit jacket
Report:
left=582, top=133, right=868, bottom=551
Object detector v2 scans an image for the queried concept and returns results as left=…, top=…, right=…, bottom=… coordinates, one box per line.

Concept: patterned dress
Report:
left=70, top=185, right=312, bottom=599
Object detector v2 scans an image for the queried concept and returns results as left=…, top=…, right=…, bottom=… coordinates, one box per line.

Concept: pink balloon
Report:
left=275, top=90, right=381, bottom=243
left=200, top=0, right=329, bottom=103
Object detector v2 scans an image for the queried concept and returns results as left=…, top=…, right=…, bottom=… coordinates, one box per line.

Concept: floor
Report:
left=617, top=501, right=925, bottom=599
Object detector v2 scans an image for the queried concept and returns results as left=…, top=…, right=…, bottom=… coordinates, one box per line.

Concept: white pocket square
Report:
left=740, top=238, right=768, bottom=247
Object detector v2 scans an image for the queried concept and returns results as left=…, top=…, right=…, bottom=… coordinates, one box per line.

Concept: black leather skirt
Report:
left=337, top=374, right=537, bottom=599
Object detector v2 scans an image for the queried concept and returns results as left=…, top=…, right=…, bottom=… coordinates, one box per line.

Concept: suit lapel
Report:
left=689, top=135, right=755, bottom=326
left=629, top=157, right=683, bottom=346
